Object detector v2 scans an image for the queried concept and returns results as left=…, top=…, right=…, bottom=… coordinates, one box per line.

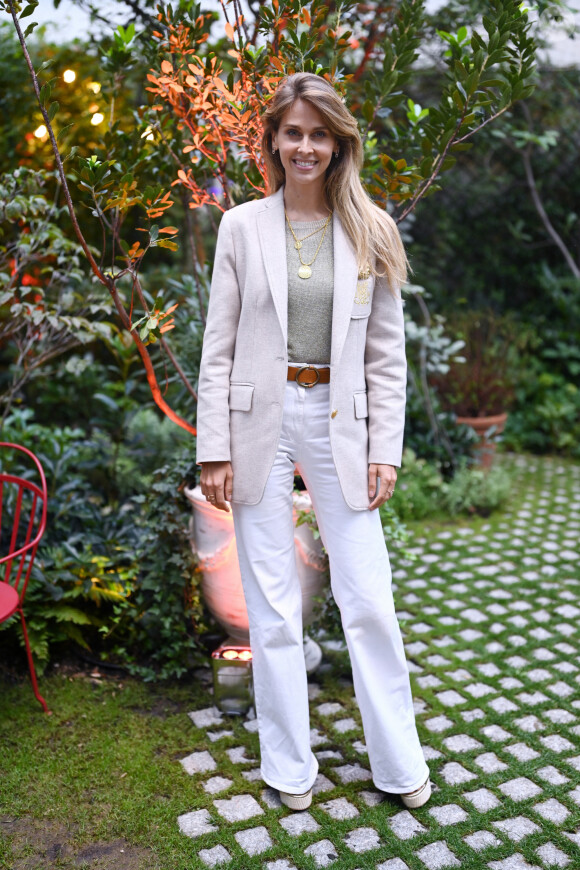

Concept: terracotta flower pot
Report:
left=455, top=411, right=508, bottom=469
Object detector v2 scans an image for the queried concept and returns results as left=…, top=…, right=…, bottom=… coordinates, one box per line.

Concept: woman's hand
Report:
left=200, top=461, right=234, bottom=512
left=368, top=463, right=397, bottom=510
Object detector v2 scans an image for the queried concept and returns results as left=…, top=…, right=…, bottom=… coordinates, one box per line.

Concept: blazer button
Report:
left=331, top=409, right=338, bottom=419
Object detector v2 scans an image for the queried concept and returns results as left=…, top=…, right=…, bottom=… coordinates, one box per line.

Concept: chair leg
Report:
left=19, top=608, right=50, bottom=714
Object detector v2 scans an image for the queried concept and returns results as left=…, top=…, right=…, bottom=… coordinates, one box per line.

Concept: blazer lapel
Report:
left=330, top=211, right=359, bottom=372
left=257, top=187, right=288, bottom=342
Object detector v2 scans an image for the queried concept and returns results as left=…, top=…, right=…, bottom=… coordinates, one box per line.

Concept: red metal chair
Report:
left=0, top=442, right=50, bottom=713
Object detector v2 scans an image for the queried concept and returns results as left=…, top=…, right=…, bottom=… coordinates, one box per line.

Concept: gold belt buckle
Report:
left=295, top=365, right=320, bottom=388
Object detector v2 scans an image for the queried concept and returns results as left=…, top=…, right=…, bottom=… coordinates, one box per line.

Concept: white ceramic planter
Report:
left=184, top=487, right=328, bottom=655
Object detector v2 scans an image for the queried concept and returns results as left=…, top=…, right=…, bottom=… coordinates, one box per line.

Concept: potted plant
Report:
left=429, top=311, right=518, bottom=468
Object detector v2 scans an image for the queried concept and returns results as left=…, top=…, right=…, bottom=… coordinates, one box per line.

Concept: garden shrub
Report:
left=0, top=408, right=206, bottom=678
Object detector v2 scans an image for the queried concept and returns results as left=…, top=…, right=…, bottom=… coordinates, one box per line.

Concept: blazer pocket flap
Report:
left=353, top=390, right=368, bottom=419
left=351, top=309, right=371, bottom=320
left=229, top=382, right=255, bottom=411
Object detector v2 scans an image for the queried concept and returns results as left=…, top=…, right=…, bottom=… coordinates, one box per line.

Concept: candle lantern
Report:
left=211, top=645, right=254, bottom=715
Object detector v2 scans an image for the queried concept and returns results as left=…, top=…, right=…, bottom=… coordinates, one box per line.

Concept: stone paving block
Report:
left=423, top=745, right=443, bottom=760
left=319, top=797, right=359, bottom=820
left=352, top=740, right=367, bottom=754
left=316, top=702, right=344, bottom=716
left=504, top=742, right=541, bottom=762
left=207, top=728, right=236, bottom=745
left=242, top=719, right=259, bottom=734
left=488, top=856, right=542, bottom=870
left=417, top=675, right=443, bottom=688
left=464, top=682, right=497, bottom=698
left=464, top=830, right=502, bottom=850
left=544, top=708, right=576, bottom=724
left=188, top=706, right=223, bottom=728
left=515, top=714, right=545, bottom=732
left=492, top=816, right=541, bottom=842
left=518, top=691, right=549, bottom=705
left=261, top=787, right=281, bottom=809
left=498, top=777, right=542, bottom=801
left=474, top=752, right=508, bottom=773
left=315, top=749, right=343, bottom=761
left=225, top=746, right=254, bottom=764
left=462, top=708, right=485, bottom=722
left=180, top=750, right=217, bottom=775
left=565, top=755, right=580, bottom=771
left=463, top=787, right=501, bottom=812
left=359, top=789, right=384, bottom=807
left=532, top=798, right=570, bottom=824
left=416, top=840, right=461, bottom=868
left=304, top=839, right=339, bottom=867
left=312, top=773, right=335, bottom=795
left=540, top=734, right=575, bottom=752
left=241, top=768, right=263, bottom=782
left=213, top=794, right=264, bottom=822
left=280, top=812, right=320, bottom=836
left=377, top=860, right=410, bottom=870
left=389, top=809, right=428, bottom=840
left=204, top=776, right=233, bottom=794
left=536, top=765, right=570, bottom=785
left=482, top=724, right=513, bottom=742
left=440, top=762, right=477, bottom=784
left=428, top=804, right=468, bottom=825
left=425, top=715, right=454, bottom=732
left=443, top=734, right=483, bottom=753
left=568, top=784, right=580, bottom=805
left=333, top=763, right=373, bottom=784
left=342, top=827, right=381, bottom=853
left=308, top=683, right=322, bottom=700
left=333, top=717, right=359, bottom=732
left=488, top=696, right=519, bottom=714
left=265, top=861, right=297, bottom=870
left=535, top=842, right=572, bottom=867
left=234, top=825, right=272, bottom=856
left=436, top=690, right=467, bottom=706
left=198, top=844, right=231, bottom=867
left=177, top=808, right=218, bottom=838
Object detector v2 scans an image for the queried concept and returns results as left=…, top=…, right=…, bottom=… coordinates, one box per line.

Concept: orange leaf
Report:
left=158, top=227, right=179, bottom=234
left=225, top=22, right=235, bottom=40
left=161, top=60, right=173, bottom=74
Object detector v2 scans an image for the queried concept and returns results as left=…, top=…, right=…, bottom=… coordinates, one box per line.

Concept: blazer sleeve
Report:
left=364, top=276, right=407, bottom=467
left=195, top=210, right=241, bottom=464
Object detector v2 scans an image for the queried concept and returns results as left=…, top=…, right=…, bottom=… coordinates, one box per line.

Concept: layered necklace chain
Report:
left=285, top=209, right=332, bottom=280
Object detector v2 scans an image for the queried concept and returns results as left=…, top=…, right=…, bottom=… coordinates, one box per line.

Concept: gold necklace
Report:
left=285, top=210, right=332, bottom=279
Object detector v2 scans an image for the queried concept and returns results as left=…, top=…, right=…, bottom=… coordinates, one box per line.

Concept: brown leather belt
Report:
left=287, top=365, right=331, bottom=387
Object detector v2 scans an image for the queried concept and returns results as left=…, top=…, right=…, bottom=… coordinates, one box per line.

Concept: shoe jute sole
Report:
left=279, top=788, right=313, bottom=811
left=400, top=777, right=431, bottom=809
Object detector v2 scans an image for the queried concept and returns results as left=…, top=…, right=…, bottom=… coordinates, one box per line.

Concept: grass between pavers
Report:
left=1, top=452, right=579, bottom=870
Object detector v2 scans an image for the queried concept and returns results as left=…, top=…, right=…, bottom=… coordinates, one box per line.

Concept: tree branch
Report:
left=8, top=0, right=197, bottom=436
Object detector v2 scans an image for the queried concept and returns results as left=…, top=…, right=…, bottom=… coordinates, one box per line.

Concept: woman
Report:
left=196, top=72, right=431, bottom=812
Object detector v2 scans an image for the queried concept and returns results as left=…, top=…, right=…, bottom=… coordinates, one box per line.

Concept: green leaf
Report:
left=157, top=239, right=178, bottom=251
left=47, top=101, right=59, bottom=123
left=20, top=3, right=38, bottom=19
left=24, top=21, right=38, bottom=37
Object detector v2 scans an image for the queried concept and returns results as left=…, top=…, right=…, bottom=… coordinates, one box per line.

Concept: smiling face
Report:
left=272, top=98, right=337, bottom=192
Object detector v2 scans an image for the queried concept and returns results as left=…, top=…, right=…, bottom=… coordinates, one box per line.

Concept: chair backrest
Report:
left=0, top=442, right=48, bottom=599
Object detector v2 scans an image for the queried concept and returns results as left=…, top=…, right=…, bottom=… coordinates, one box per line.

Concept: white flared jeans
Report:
left=232, top=380, right=429, bottom=795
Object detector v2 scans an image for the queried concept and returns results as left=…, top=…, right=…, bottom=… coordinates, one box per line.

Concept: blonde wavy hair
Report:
left=261, top=72, right=408, bottom=292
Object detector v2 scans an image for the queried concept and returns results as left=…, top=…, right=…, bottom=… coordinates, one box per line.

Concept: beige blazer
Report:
left=195, top=186, right=407, bottom=509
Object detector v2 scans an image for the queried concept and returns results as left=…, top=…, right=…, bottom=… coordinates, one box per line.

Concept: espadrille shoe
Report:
left=401, top=777, right=431, bottom=809
left=279, top=788, right=313, bottom=811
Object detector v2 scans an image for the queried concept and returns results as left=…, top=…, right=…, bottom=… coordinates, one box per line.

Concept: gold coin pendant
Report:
left=294, top=241, right=302, bottom=250
left=298, top=265, right=312, bottom=279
